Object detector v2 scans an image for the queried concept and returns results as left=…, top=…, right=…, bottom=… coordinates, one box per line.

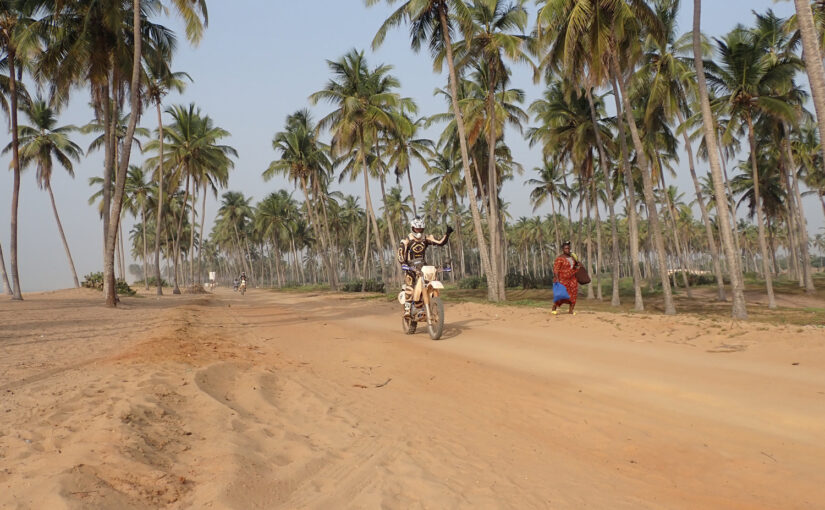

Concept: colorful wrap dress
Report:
left=553, top=255, right=579, bottom=305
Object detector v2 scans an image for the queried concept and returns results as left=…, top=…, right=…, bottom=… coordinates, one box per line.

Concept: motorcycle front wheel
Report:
left=402, top=315, right=417, bottom=335
left=427, top=296, right=444, bottom=340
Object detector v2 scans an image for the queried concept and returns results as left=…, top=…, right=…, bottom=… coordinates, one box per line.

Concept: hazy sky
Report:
left=2, top=0, right=821, bottom=292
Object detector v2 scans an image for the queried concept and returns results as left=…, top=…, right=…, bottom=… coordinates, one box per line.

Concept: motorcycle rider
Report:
left=397, top=217, right=453, bottom=317
left=238, top=271, right=247, bottom=288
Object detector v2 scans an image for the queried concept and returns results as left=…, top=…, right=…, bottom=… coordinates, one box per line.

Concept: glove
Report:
left=445, top=225, right=454, bottom=235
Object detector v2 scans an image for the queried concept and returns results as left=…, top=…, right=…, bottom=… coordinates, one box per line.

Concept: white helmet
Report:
left=411, top=217, right=425, bottom=239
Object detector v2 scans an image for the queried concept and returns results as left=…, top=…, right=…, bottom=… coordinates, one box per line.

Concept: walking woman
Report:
left=552, top=241, right=580, bottom=315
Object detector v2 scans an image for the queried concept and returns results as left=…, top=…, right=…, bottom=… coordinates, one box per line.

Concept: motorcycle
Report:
left=398, top=261, right=450, bottom=340
left=239, top=279, right=247, bottom=295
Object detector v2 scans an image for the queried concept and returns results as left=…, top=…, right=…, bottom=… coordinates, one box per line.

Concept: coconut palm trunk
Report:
left=794, top=0, right=825, bottom=181
left=586, top=86, right=621, bottom=305
left=119, top=218, right=127, bottom=281
left=7, top=51, right=23, bottom=300
left=378, top=172, right=400, bottom=282
left=232, top=222, right=251, bottom=276
left=486, top=76, right=505, bottom=300
left=693, top=0, right=748, bottom=319
left=172, top=173, right=191, bottom=293
left=189, top=187, right=197, bottom=285
left=102, top=87, right=115, bottom=297
left=593, top=184, right=604, bottom=301
left=550, top=199, right=561, bottom=251
left=45, top=182, right=80, bottom=288
left=406, top=167, right=418, bottom=213
left=584, top=184, right=595, bottom=300
left=676, top=107, right=726, bottom=301
left=658, top=166, right=692, bottom=297
left=1, top=240, right=12, bottom=295
left=746, top=115, right=777, bottom=309
left=780, top=158, right=802, bottom=281
left=154, top=103, right=165, bottom=295
left=197, top=184, right=208, bottom=285
left=437, top=5, right=497, bottom=300
left=298, top=177, right=336, bottom=286
left=312, top=177, right=339, bottom=289
left=784, top=141, right=816, bottom=292
left=359, top=135, right=387, bottom=281
left=104, top=0, right=142, bottom=307
left=361, top=212, right=372, bottom=290
left=610, top=75, right=644, bottom=310
left=611, top=51, right=675, bottom=315
left=140, top=200, right=148, bottom=289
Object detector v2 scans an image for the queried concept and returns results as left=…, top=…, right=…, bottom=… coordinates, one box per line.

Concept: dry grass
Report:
left=440, top=274, right=825, bottom=327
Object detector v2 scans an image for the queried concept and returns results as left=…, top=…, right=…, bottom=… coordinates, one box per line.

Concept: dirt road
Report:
left=1, top=288, right=823, bottom=509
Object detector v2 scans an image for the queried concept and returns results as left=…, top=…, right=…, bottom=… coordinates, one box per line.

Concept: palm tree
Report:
left=4, top=98, right=83, bottom=288
left=144, top=103, right=235, bottom=293
left=1, top=0, right=36, bottom=300
left=526, top=159, right=566, bottom=251
left=447, top=0, right=533, bottom=300
left=263, top=109, right=338, bottom=288
left=705, top=27, right=801, bottom=309
left=692, top=0, right=747, bottom=318
left=791, top=0, right=825, bottom=186
left=0, top=240, right=11, bottom=295
left=38, top=0, right=176, bottom=305
left=383, top=114, right=433, bottom=212
left=535, top=0, right=652, bottom=310
left=255, top=190, right=296, bottom=287
left=215, top=191, right=253, bottom=277
left=527, top=77, right=608, bottom=298
left=144, top=41, right=190, bottom=294
left=637, top=0, right=727, bottom=302
left=369, top=0, right=500, bottom=301
left=111, top=0, right=207, bottom=301
left=40, top=0, right=206, bottom=306
left=125, top=165, right=153, bottom=289
left=310, top=49, right=405, bottom=284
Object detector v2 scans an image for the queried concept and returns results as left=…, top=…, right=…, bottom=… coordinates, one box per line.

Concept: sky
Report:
left=1, top=0, right=821, bottom=293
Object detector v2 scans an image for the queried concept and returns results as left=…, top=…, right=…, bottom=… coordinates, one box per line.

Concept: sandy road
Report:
left=1, top=288, right=824, bottom=509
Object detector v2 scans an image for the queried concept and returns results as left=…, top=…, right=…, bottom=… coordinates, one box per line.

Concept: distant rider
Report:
left=397, top=217, right=453, bottom=317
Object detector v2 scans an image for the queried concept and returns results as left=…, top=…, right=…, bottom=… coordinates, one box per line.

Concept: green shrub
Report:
left=341, top=279, right=385, bottom=293
left=145, top=276, right=169, bottom=287
left=505, top=272, right=554, bottom=290
left=458, top=276, right=486, bottom=289
left=81, top=272, right=103, bottom=290
left=82, top=272, right=136, bottom=296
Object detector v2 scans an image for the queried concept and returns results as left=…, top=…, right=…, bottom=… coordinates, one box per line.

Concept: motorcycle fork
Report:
left=422, top=283, right=432, bottom=326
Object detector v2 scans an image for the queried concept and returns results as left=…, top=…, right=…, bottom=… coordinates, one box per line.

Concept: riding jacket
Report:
left=397, top=232, right=450, bottom=266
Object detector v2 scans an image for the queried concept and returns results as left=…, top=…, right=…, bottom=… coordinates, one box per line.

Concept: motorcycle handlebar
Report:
left=401, top=264, right=452, bottom=273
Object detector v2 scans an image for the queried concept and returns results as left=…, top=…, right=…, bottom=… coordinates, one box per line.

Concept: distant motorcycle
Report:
left=399, top=261, right=450, bottom=340
left=239, top=279, right=247, bottom=295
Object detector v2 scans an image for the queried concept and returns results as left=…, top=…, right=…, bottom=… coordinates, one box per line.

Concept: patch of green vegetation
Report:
left=81, top=272, right=136, bottom=296
left=437, top=280, right=825, bottom=327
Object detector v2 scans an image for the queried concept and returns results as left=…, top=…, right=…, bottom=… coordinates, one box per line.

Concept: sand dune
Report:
left=1, top=288, right=824, bottom=509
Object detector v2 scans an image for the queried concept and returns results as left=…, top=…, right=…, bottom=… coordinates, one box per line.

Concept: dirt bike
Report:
left=239, top=280, right=247, bottom=295
left=398, top=261, right=450, bottom=340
